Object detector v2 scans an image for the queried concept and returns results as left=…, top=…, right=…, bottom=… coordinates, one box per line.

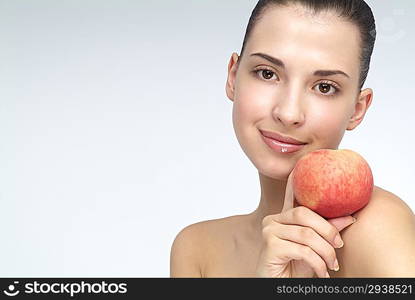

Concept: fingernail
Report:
left=334, top=234, right=344, bottom=248
left=325, top=271, right=330, bottom=278
left=332, top=259, right=340, bottom=271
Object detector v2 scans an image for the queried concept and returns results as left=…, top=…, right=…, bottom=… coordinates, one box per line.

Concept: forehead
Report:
left=245, top=5, right=361, bottom=76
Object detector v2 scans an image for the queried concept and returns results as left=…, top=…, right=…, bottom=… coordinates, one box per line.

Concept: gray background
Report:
left=1, top=0, right=414, bottom=277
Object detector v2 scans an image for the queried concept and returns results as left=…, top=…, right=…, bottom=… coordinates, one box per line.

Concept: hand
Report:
left=255, top=170, right=356, bottom=278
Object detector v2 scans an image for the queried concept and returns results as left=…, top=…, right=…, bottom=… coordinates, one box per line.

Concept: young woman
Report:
left=170, top=0, right=415, bottom=278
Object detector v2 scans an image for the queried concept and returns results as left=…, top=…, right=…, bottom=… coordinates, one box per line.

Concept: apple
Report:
left=292, top=149, right=374, bottom=219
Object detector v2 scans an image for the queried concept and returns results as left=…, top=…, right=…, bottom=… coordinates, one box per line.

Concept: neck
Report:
left=248, top=172, right=288, bottom=233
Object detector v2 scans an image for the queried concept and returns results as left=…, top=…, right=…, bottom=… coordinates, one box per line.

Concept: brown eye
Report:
left=315, top=82, right=339, bottom=97
left=252, top=68, right=278, bottom=81
left=261, top=69, right=276, bottom=80
left=253, top=69, right=278, bottom=81
left=319, top=83, right=332, bottom=94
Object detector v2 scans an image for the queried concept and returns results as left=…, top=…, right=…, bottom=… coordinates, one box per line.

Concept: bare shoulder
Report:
left=170, top=215, right=243, bottom=277
left=351, top=186, right=414, bottom=226
left=334, top=186, right=415, bottom=277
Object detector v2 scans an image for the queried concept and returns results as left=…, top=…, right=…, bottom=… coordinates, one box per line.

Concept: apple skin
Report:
left=292, top=149, right=374, bottom=219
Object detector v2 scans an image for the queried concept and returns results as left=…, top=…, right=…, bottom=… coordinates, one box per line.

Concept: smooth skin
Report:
left=170, top=4, right=415, bottom=278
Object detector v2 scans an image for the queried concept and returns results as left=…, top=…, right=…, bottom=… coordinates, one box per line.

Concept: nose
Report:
left=272, top=87, right=305, bottom=127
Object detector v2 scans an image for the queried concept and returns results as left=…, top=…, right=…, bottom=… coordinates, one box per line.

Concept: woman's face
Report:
left=226, top=5, right=373, bottom=180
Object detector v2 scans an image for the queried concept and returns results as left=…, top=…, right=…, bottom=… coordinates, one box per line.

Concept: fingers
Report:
left=273, top=223, right=339, bottom=272
left=259, top=172, right=358, bottom=278
left=273, top=206, right=345, bottom=249
left=270, top=238, right=330, bottom=278
left=327, top=215, right=356, bottom=232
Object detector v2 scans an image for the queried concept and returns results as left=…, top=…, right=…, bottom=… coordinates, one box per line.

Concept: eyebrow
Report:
left=249, top=52, right=350, bottom=79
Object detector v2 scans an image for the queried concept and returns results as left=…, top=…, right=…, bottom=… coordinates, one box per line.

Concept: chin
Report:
left=238, top=128, right=313, bottom=180
left=255, top=154, right=296, bottom=181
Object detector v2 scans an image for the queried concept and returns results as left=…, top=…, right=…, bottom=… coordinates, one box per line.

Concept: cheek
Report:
left=309, top=104, right=350, bottom=148
left=232, top=83, right=270, bottom=133
left=231, top=81, right=273, bottom=169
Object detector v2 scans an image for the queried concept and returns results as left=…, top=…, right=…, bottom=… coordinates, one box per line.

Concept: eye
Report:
left=253, top=68, right=279, bottom=81
left=314, top=81, right=340, bottom=97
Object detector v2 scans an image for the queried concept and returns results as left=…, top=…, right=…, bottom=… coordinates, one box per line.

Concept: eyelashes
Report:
left=251, top=67, right=341, bottom=98
left=315, top=81, right=340, bottom=97
left=254, top=68, right=279, bottom=81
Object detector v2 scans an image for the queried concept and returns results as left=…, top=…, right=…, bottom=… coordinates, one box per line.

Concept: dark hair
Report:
left=238, top=0, right=376, bottom=90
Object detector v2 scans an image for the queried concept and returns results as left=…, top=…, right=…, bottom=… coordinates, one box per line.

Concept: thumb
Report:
left=282, top=169, right=296, bottom=212
left=327, top=215, right=357, bottom=232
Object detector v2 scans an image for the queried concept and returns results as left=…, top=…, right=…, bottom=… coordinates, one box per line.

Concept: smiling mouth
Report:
left=260, top=130, right=307, bottom=154
left=259, top=130, right=307, bottom=145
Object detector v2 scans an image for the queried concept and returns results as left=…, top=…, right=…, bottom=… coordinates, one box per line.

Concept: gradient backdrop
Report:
left=1, top=0, right=414, bottom=277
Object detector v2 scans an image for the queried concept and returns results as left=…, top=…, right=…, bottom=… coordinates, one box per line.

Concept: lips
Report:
left=259, top=130, right=306, bottom=145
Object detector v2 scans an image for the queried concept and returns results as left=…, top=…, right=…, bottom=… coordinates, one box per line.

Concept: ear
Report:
left=346, top=88, right=373, bottom=131
left=225, top=52, right=240, bottom=102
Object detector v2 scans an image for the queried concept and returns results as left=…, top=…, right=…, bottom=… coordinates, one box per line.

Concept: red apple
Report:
left=292, top=149, right=374, bottom=218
